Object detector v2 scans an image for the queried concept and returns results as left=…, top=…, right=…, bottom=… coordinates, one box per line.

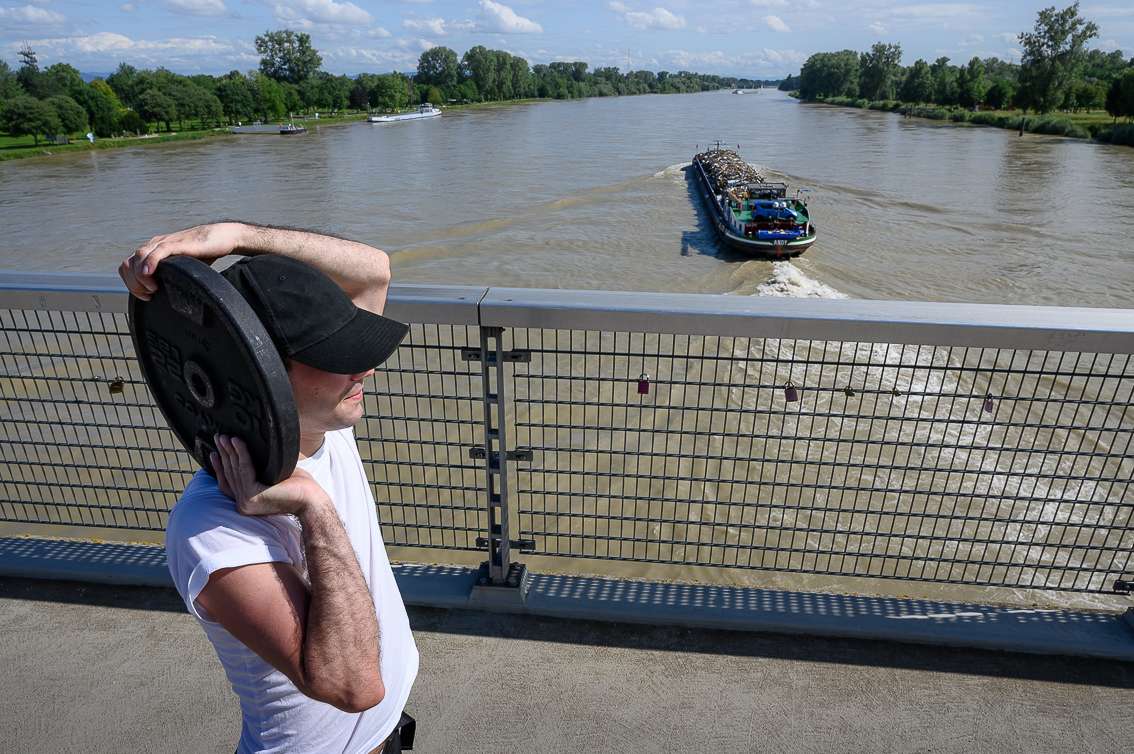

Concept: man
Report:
left=119, top=221, right=418, bottom=754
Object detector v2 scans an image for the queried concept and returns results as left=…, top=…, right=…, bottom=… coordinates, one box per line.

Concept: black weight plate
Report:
left=128, top=256, right=299, bottom=485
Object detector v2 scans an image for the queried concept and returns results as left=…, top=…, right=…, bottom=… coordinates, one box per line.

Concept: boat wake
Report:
left=654, top=162, right=691, bottom=180
left=726, top=261, right=846, bottom=299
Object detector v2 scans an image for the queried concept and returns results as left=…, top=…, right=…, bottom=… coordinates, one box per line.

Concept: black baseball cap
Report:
left=221, top=255, right=408, bottom=374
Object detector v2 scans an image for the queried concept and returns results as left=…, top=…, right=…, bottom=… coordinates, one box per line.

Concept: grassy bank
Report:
left=0, top=109, right=376, bottom=162
left=0, top=102, right=558, bottom=162
left=807, top=95, right=1134, bottom=146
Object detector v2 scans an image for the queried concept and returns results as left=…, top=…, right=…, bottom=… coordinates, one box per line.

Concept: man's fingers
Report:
left=118, top=256, right=153, bottom=301
left=231, top=436, right=255, bottom=475
left=211, top=451, right=232, bottom=497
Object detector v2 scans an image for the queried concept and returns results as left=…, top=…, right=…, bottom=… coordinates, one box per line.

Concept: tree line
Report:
left=783, top=3, right=1134, bottom=120
left=413, top=45, right=766, bottom=103
left=0, top=28, right=765, bottom=145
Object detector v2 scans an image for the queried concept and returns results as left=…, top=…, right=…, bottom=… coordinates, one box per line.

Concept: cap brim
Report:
left=291, top=309, right=409, bottom=374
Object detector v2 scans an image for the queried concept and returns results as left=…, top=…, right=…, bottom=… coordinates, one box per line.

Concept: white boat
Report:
left=367, top=103, right=442, bottom=123
left=230, top=122, right=307, bottom=135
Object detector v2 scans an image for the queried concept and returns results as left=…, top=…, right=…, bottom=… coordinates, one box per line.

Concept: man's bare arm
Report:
left=197, top=497, right=384, bottom=712
left=196, top=435, right=383, bottom=712
left=119, top=221, right=391, bottom=314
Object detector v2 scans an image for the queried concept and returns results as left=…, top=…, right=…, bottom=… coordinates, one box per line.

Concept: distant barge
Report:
left=230, top=123, right=307, bottom=135
left=368, top=103, right=441, bottom=123
left=691, top=145, right=816, bottom=257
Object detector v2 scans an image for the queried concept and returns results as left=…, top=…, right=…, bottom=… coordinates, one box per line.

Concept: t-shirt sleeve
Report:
left=165, top=472, right=295, bottom=623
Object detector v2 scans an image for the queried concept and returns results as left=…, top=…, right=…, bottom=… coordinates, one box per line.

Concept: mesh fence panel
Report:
left=508, top=329, right=1134, bottom=593
left=0, top=308, right=484, bottom=550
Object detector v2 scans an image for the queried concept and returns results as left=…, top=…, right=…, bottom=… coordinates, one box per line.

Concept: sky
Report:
left=1, top=1, right=1132, bottom=78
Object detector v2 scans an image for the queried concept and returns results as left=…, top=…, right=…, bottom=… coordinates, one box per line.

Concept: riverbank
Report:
left=801, top=94, right=1134, bottom=147
left=0, top=110, right=380, bottom=162
left=0, top=99, right=559, bottom=162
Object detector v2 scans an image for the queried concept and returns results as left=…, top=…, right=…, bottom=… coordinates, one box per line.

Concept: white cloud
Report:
left=764, top=15, right=790, bottom=33
left=403, top=17, right=447, bottom=35
left=889, top=4, right=980, bottom=21
left=272, top=0, right=371, bottom=27
left=666, top=46, right=804, bottom=72
left=958, top=33, right=983, bottom=47
left=322, top=45, right=420, bottom=71
left=167, top=0, right=226, bottom=16
left=0, top=4, right=66, bottom=24
left=121, top=3, right=136, bottom=11
left=478, top=0, right=542, bottom=33
left=9, top=32, right=257, bottom=70
left=1082, top=6, right=1134, bottom=18
left=869, top=21, right=887, bottom=34
left=612, top=4, right=685, bottom=31
left=750, top=0, right=787, bottom=6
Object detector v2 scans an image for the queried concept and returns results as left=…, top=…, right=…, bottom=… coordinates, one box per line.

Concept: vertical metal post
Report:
left=476, top=326, right=511, bottom=585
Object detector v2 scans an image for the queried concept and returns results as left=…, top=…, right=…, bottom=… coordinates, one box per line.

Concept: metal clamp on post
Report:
left=469, top=326, right=531, bottom=609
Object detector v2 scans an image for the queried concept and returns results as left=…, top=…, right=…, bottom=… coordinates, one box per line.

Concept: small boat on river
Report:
left=368, top=103, right=441, bottom=123
left=691, top=143, right=816, bottom=257
left=230, top=122, right=307, bottom=135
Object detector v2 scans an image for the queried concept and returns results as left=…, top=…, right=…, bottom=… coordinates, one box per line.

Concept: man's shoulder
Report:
left=167, top=470, right=277, bottom=542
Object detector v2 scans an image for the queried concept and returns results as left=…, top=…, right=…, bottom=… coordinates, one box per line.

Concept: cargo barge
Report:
left=691, top=144, right=816, bottom=257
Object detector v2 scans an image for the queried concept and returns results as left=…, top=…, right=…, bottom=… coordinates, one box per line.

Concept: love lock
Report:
left=128, top=256, right=299, bottom=485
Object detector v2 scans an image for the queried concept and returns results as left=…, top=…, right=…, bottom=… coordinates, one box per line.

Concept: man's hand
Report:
left=211, top=434, right=328, bottom=517
left=119, top=222, right=245, bottom=301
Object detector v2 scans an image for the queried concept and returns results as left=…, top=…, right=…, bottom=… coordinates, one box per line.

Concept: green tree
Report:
left=43, top=63, right=85, bottom=99
left=957, top=56, right=988, bottom=108
left=90, top=79, right=123, bottom=109
left=107, top=64, right=146, bottom=111
left=985, top=78, right=1016, bottom=109
left=116, top=109, right=147, bottom=135
left=1106, top=68, right=1134, bottom=121
left=1083, top=49, right=1128, bottom=83
left=250, top=72, right=286, bottom=120
left=215, top=73, right=254, bottom=123
left=900, top=59, right=934, bottom=103
left=47, top=95, right=88, bottom=133
left=1, top=95, right=61, bottom=144
left=0, top=60, right=22, bottom=101
left=859, top=42, right=902, bottom=100
left=1064, top=79, right=1105, bottom=111
left=255, top=29, right=323, bottom=84
left=462, top=45, right=496, bottom=101
left=370, top=74, right=407, bottom=111
left=798, top=50, right=860, bottom=99
left=138, top=88, right=177, bottom=131
left=416, top=47, right=460, bottom=90
left=72, top=81, right=122, bottom=137
left=930, top=57, right=959, bottom=105
left=16, top=44, right=45, bottom=99
left=1017, top=2, right=1099, bottom=113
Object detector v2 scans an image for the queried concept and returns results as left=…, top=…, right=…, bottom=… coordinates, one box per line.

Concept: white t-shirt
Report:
left=166, top=427, right=419, bottom=754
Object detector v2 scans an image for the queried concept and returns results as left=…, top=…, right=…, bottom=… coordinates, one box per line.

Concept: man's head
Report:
left=221, top=255, right=408, bottom=433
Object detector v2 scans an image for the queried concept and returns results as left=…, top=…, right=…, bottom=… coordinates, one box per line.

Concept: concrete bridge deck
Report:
left=3, top=577, right=1133, bottom=754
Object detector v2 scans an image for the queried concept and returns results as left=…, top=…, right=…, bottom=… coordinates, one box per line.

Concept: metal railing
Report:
left=2, top=273, right=1132, bottom=597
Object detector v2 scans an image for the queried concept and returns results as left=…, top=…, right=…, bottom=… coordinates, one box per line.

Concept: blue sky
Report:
left=1, top=1, right=1132, bottom=78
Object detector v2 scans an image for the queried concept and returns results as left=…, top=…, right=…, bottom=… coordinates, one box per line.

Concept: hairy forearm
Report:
left=229, top=220, right=391, bottom=314
left=297, top=498, right=384, bottom=711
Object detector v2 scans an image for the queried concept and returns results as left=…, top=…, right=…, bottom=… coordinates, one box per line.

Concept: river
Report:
left=2, top=89, right=1133, bottom=307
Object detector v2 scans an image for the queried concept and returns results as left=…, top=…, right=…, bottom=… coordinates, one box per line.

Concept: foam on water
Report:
left=755, top=261, right=848, bottom=299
